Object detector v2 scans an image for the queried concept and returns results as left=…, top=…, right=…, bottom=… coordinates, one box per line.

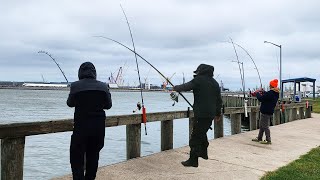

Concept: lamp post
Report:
left=264, top=41, right=282, bottom=99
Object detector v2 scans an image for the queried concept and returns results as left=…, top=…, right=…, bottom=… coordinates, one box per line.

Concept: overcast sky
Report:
left=1, top=0, right=319, bottom=90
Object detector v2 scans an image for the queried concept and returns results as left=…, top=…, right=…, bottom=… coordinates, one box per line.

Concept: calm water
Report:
left=0, top=89, right=238, bottom=180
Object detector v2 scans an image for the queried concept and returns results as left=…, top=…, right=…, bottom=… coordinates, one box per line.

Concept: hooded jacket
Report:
left=256, top=88, right=279, bottom=115
left=67, top=62, right=112, bottom=135
left=174, top=64, right=222, bottom=118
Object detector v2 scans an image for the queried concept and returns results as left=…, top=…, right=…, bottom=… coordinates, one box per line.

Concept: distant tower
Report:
left=183, top=72, right=185, bottom=84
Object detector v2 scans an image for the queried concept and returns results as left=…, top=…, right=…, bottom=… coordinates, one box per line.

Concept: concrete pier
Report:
left=55, top=113, right=320, bottom=180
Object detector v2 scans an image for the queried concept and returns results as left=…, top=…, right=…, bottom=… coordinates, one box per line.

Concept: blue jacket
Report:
left=256, top=88, right=279, bottom=115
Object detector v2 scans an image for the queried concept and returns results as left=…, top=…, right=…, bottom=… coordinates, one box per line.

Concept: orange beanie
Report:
left=270, top=79, right=278, bottom=88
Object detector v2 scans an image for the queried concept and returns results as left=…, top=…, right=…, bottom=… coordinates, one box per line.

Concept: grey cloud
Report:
left=1, top=0, right=320, bottom=89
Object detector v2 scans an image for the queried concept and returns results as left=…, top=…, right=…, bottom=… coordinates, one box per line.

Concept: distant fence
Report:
left=222, top=94, right=259, bottom=107
left=0, top=102, right=312, bottom=180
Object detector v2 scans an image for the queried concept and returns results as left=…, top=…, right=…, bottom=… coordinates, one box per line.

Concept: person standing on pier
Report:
left=67, top=62, right=112, bottom=179
left=173, top=64, right=222, bottom=167
left=252, top=79, right=279, bottom=144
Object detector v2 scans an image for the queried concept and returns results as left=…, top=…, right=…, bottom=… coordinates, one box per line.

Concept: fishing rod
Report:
left=230, top=38, right=245, bottom=96
left=230, top=38, right=248, bottom=117
left=222, top=40, right=263, bottom=89
left=38, top=50, right=69, bottom=85
left=228, top=42, right=262, bottom=89
left=119, top=4, right=147, bottom=135
left=94, top=35, right=194, bottom=108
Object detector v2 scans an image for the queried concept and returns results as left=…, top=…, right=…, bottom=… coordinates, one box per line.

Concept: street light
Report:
left=264, top=41, right=282, bottom=99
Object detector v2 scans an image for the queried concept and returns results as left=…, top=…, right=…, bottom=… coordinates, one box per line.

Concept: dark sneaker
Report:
left=260, top=140, right=272, bottom=144
left=181, top=159, right=198, bottom=167
left=252, top=137, right=262, bottom=142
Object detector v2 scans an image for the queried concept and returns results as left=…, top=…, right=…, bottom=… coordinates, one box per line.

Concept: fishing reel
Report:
left=170, top=92, right=179, bottom=106
left=133, top=102, right=142, bottom=113
left=251, top=89, right=265, bottom=97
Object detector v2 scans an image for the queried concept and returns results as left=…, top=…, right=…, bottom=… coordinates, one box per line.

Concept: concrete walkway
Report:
left=55, top=114, right=320, bottom=180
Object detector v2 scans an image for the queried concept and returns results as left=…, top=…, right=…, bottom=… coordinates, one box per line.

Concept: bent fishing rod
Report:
left=230, top=38, right=245, bottom=98
left=120, top=4, right=147, bottom=135
left=230, top=38, right=248, bottom=117
left=227, top=41, right=262, bottom=88
left=94, top=35, right=193, bottom=108
left=38, top=50, right=69, bottom=85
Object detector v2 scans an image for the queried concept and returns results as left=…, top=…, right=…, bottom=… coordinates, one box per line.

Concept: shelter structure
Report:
left=282, top=77, right=316, bottom=100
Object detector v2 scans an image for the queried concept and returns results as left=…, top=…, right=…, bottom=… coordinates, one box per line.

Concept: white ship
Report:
left=22, top=83, right=68, bottom=88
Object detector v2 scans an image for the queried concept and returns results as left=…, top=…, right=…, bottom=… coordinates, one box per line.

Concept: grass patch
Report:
left=261, top=147, right=320, bottom=180
left=311, top=98, right=320, bottom=113
left=304, top=98, right=320, bottom=114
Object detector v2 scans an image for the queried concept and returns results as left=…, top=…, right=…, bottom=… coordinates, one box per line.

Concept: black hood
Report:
left=193, top=64, right=214, bottom=77
left=78, top=62, right=97, bottom=80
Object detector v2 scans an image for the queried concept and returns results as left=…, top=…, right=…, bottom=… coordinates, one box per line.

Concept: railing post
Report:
left=284, top=108, right=289, bottom=123
left=299, top=107, right=305, bottom=119
left=161, top=120, right=173, bottom=151
left=126, top=124, right=141, bottom=160
left=226, top=95, right=229, bottom=107
left=235, top=96, right=238, bottom=107
left=222, top=96, right=226, bottom=107
left=214, top=115, right=223, bottom=138
left=231, top=113, right=241, bottom=135
left=280, top=109, right=284, bottom=124
left=1, top=137, right=25, bottom=180
left=287, top=108, right=293, bottom=122
left=189, top=117, right=195, bottom=140
left=273, top=110, right=281, bottom=125
left=241, top=97, right=244, bottom=106
left=306, top=105, right=312, bottom=118
left=249, top=111, right=258, bottom=130
left=291, top=108, right=297, bottom=121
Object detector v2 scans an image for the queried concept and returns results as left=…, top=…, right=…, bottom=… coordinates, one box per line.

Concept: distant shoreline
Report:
left=0, top=86, right=185, bottom=93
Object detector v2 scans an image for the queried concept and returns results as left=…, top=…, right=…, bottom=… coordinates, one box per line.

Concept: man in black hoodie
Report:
left=67, top=62, right=112, bottom=179
left=174, top=64, right=222, bottom=167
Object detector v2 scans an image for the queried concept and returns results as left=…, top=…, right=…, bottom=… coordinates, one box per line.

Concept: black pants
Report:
left=70, top=133, right=105, bottom=180
left=189, top=117, right=212, bottom=158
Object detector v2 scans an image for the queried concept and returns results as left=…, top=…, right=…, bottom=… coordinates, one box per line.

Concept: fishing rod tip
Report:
left=38, top=50, right=48, bottom=54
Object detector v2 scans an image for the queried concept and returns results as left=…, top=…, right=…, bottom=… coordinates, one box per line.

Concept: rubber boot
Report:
left=199, top=147, right=208, bottom=160
left=181, top=150, right=198, bottom=167
left=194, top=145, right=208, bottom=160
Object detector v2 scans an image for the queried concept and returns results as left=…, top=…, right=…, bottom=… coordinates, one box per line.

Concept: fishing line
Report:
left=120, top=4, right=147, bottom=135
left=38, top=50, right=69, bottom=85
left=93, top=35, right=194, bottom=108
left=230, top=38, right=248, bottom=117
left=229, top=38, right=245, bottom=95
left=231, top=42, right=262, bottom=89
left=220, top=40, right=263, bottom=89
